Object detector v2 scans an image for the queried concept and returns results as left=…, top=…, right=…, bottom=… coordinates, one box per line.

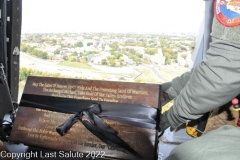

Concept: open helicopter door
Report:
left=158, top=0, right=214, bottom=159
left=0, top=0, right=214, bottom=159
left=190, top=0, right=214, bottom=136
left=191, top=0, right=214, bottom=67
left=0, top=0, right=21, bottom=140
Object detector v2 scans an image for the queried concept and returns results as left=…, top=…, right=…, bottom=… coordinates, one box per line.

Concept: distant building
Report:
left=124, top=46, right=145, bottom=54
left=115, top=60, right=121, bottom=67
left=122, top=54, right=136, bottom=66
left=62, top=39, right=78, bottom=46
left=87, top=52, right=110, bottom=65
left=143, top=48, right=165, bottom=65
left=104, top=44, right=111, bottom=51
left=28, top=43, right=41, bottom=47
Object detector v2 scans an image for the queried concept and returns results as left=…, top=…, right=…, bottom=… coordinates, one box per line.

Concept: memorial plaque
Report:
left=10, top=76, right=161, bottom=160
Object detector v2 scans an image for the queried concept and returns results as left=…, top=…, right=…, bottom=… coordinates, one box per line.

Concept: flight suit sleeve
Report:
left=165, top=37, right=240, bottom=129
left=171, top=69, right=193, bottom=94
left=165, top=125, right=240, bottom=160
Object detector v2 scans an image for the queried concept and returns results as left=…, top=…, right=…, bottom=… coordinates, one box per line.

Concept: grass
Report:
left=134, top=67, right=162, bottom=84
left=166, top=66, right=188, bottom=74
left=58, top=61, right=98, bottom=70
left=89, top=73, right=136, bottom=81
left=157, top=69, right=180, bottom=81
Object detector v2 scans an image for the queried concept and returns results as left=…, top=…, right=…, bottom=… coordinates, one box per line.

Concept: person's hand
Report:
left=159, top=111, right=171, bottom=132
left=162, top=82, right=178, bottom=106
left=159, top=82, right=179, bottom=134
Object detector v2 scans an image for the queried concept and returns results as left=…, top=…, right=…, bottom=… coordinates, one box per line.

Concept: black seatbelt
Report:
left=0, top=64, right=16, bottom=141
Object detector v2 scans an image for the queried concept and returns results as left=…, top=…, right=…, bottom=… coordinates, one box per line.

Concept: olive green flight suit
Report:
left=163, top=7, right=240, bottom=160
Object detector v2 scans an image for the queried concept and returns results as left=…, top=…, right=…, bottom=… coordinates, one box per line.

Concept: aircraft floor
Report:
left=5, top=127, right=192, bottom=160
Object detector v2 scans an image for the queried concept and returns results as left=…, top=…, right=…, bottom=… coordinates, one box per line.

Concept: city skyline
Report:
left=22, top=0, right=205, bottom=33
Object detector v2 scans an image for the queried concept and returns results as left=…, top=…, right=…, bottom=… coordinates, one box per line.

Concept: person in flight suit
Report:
left=160, top=0, right=240, bottom=159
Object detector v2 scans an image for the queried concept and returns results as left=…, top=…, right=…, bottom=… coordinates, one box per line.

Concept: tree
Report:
left=87, top=42, right=93, bottom=46
left=63, top=55, right=69, bottom=61
left=136, top=52, right=143, bottom=58
left=19, top=67, right=32, bottom=81
left=145, top=48, right=158, bottom=55
left=27, top=46, right=35, bottom=53
left=115, top=53, right=121, bottom=59
left=181, top=54, right=187, bottom=60
left=138, top=40, right=147, bottom=47
left=101, top=59, right=108, bottom=65
left=81, top=56, right=87, bottom=63
left=74, top=41, right=83, bottom=47
left=109, top=42, right=119, bottom=50
left=108, top=58, right=115, bottom=67
left=54, top=49, right=60, bottom=55
left=162, top=47, right=173, bottom=55
left=20, top=44, right=28, bottom=52
left=79, top=52, right=84, bottom=57
left=60, top=43, right=66, bottom=48
left=129, top=48, right=136, bottom=54
left=71, top=51, right=78, bottom=56
left=172, top=54, right=177, bottom=59
left=87, top=51, right=97, bottom=55
left=32, top=49, right=47, bottom=59
left=52, top=72, right=61, bottom=77
left=166, top=59, right=171, bottom=65
left=164, top=52, right=171, bottom=65
left=68, top=56, right=77, bottom=62
left=39, top=52, right=48, bottom=59
left=50, top=39, right=57, bottom=45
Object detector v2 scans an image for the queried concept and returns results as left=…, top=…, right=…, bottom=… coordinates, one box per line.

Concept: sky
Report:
left=22, top=0, right=205, bottom=34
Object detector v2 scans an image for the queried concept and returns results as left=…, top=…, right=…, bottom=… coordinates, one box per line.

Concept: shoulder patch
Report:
left=215, top=0, right=240, bottom=27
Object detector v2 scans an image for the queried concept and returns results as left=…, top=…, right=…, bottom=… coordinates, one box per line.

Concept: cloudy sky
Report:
left=22, top=0, right=205, bottom=33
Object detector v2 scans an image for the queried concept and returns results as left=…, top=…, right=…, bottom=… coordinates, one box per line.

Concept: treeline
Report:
left=20, top=67, right=61, bottom=81
left=21, top=44, right=48, bottom=59
left=144, top=48, right=158, bottom=55
left=122, top=48, right=142, bottom=64
left=121, top=39, right=160, bottom=48
left=19, top=67, right=82, bottom=81
left=160, top=38, right=177, bottom=65
left=160, top=36, right=195, bottom=59
left=108, top=48, right=143, bottom=66
left=62, top=51, right=87, bottom=63
left=108, top=41, right=158, bottom=66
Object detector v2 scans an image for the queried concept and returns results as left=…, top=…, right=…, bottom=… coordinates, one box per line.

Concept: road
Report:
left=144, top=65, right=169, bottom=82
left=144, top=64, right=189, bottom=82
left=157, top=66, right=184, bottom=76
left=20, top=52, right=138, bottom=80
left=20, top=52, right=185, bottom=83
